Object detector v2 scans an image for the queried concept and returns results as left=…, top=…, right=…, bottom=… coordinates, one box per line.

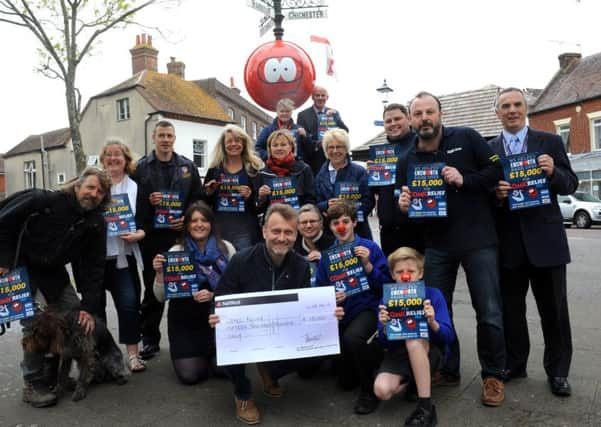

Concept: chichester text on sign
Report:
left=286, top=7, right=328, bottom=20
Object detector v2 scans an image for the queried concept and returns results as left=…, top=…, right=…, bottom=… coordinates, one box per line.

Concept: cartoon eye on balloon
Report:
left=244, top=39, right=316, bottom=112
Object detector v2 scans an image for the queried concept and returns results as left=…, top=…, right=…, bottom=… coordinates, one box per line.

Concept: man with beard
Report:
left=396, top=92, right=506, bottom=407
left=133, top=120, right=203, bottom=360
left=297, top=85, right=349, bottom=175
left=490, top=88, right=577, bottom=397
left=0, top=167, right=111, bottom=407
left=369, top=103, right=424, bottom=255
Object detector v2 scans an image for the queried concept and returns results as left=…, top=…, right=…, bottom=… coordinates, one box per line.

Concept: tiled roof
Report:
left=193, top=78, right=271, bottom=122
left=438, top=85, right=503, bottom=138
left=90, top=70, right=231, bottom=123
left=4, top=128, right=70, bottom=158
left=354, top=85, right=505, bottom=153
left=530, top=52, right=601, bottom=114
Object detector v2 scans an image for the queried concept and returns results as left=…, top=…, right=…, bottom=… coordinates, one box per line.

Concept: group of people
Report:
left=0, top=85, right=577, bottom=427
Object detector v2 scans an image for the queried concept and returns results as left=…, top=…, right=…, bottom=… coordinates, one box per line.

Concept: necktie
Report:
left=509, top=136, right=520, bottom=154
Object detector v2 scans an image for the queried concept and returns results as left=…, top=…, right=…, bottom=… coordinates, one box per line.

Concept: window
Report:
left=593, top=118, right=601, bottom=151
left=587, top=111, right=601, bottom=151
left=24, top=160, right=36, bottom=189
left=193, top=139, right=207, bottom=169
left=227, top=107, right=235, bottom=121
left=252, top=122, right=258, bottom=139
left=553, top=118, right=571, bottom=152
left=116, top=98, right=130, bottom=121
left=240, top=115, right=247, bottom=131
left=57, top=172, right=66, bottom=185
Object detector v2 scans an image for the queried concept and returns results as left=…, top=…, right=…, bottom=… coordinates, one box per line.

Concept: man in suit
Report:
left=297, top=85, right=349, bottom=175
left=490, top=87, right=578, bottom=397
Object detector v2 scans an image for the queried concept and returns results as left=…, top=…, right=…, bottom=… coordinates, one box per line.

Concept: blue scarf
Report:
left=185, top=235, right=228, bottom=290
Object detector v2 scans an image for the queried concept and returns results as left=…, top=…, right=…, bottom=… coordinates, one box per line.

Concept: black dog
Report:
left=22, top=306, right=128, bottom=401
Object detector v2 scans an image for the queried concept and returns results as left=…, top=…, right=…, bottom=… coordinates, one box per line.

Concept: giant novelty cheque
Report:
left=214, top=287, right=340, bottom=366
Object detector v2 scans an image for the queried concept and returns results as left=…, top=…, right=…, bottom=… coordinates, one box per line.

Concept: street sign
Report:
left=286, top=7, right=328, bottom=20
left=374, top=120, right=384, bottom=127
left=248, top=0, right=274, bottom=17
left=259, top=16, right=275, bottom=36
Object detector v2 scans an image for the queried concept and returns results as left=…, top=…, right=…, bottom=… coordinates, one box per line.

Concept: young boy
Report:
left=374, top=247, right=455, bottom=427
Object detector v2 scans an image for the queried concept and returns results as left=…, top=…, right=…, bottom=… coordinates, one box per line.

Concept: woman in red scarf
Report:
left=256, top=129, right=316, bottom=215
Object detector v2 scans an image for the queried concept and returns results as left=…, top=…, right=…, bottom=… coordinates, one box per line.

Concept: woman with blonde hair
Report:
left=204, top=125, right=263, bottom=250
left=99, top=140, right=147, bottom=372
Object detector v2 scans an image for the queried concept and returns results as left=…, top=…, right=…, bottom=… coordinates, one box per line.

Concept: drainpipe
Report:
left=144, top=112, right=159, bottom=156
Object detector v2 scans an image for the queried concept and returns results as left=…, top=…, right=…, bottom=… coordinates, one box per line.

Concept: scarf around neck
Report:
left=185, top=235, right=228, bottom=290
left=267, top=153, right=295, bottom=177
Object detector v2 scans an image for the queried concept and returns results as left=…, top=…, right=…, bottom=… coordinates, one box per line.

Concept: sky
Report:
left=1, top=0, right=600, bottom=155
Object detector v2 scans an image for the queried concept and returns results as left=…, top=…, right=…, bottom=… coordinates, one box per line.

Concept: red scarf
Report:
left=277, top=119, right=293, bottom=130
left=267, top=153, right=295, bottom=177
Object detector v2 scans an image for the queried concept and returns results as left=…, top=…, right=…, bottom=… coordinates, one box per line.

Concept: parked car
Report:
left=557, top=191, right=601, bottom=228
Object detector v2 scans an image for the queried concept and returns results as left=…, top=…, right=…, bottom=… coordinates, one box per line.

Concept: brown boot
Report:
left=481, top=377, right=505, bottom=406
left=235, top=397, right=260, bottom=425
left=256, top=364, right=285, bottom=397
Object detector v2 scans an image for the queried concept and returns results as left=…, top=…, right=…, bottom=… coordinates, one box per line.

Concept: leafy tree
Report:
left=0, top=0, right=171, bottom=173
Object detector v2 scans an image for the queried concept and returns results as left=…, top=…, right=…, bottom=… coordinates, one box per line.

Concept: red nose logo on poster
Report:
left=244, top=39, right=316, bottom=111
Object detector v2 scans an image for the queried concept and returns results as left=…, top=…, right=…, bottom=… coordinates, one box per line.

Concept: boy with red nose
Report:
left=316, top=200, right=391, bottom=415
left=375, top=247, right=455, bottom=427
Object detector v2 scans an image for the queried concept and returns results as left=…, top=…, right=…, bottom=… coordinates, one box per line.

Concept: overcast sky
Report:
left=0, top=0, right=599, bottom=155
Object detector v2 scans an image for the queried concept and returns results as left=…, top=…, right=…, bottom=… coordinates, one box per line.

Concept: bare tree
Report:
left=0, top=0, right=170, bottom=173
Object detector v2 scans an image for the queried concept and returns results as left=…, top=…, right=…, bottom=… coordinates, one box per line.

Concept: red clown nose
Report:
left=335, top=224, right=346, bottom=234
left=400, top=272, right=412, bottom=282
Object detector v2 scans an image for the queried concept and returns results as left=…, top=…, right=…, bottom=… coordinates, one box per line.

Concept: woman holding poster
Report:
left=204, top=125, right=263, bottom=251
left=315, top=200, right=391, bottom=415
left=100, top=141, right=147, bottom=373
left=256, top=129, right=316, bottom=214
left=314, top=129, right=374, bottom=239
left=152, top=201, right=235, bottom=384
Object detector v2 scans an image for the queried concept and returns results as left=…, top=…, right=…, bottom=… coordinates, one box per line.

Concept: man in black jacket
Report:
left=132, top=120, right=203, bottom=359
left=211, top=203, right=310, bottom=425
left=490, top=88, right=577, bottom=397
left=397, top=92, right=506, bottom=407
left=0, top=167, right=111, bottom=407
left=297, top=85, right=349, bottom=175
left=369, top=103, right=424, bottom=255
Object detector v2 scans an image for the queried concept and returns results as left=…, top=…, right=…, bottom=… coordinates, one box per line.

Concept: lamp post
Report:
left=376, top=78, right=394, bottom=107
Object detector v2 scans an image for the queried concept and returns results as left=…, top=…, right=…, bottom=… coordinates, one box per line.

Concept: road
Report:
left=0, top=225, right=600, bottom=426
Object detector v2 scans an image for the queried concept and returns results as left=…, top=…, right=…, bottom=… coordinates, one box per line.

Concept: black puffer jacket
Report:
left=215, top=243, right=310, bottom=296
left=0, top=189, right=106, bottom=313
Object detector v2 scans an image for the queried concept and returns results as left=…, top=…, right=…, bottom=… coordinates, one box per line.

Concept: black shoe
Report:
left=503, top=369, right=527, bottom=382
left=431, top=371, right=460, bottom=387
left=22, top=381, right=58, bottom=408
left=139, top=343, right=160, bottom=360
left=548, top=377, right=571, bottom=397
left=404, top=405, right=437, bottom=426
left=353, top=391, right=379, bottom=415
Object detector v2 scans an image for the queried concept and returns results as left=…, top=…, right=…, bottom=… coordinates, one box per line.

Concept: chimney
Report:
left=130, top=33, right=158, bottom=75
left=230, top=76, right=241, bottom=94
left=167, top=56, right=186, bottom=79
left=558, top=52, right=581, bottom=70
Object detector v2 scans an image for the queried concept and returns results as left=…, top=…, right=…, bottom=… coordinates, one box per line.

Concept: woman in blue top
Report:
left=152, top=201, right=235, bottom=384
left=255, top=98, right=310, bottom=162
left=204, top=125, right=263, bottom=251
left=315, top=200, right=390, bottom=415
left=315, top=129, right=374, bottom=239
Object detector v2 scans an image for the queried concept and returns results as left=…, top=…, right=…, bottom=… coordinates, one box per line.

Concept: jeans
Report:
left=424, top=245, right=505, bottom=379
left=21, top=285, right=81, bottom=382
left=100, top=257, right=141, bottom=345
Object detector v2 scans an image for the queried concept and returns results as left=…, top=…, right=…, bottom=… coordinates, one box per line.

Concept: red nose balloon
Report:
left=335, top=224, right=347, bottom=234
left=400, top=272, right=412, bottom=282
left=244, top=39, right=316, bottom=111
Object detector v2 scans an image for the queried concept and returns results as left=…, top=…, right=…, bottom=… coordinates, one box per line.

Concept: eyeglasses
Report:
left=326, top=145, right=346, bottom=151
left=299, top=219, right=321, bottom=226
